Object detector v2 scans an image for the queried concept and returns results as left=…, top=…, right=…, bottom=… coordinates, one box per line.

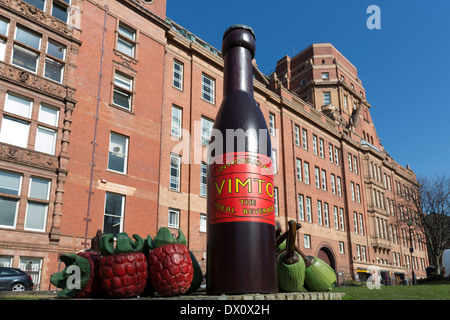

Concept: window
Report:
left=294, top=125, right=300, bottom=146
left=353, top=156, right=358, bottom=174
left=4, top=93, right=33, bottom=118
left=296, top=158, right=302, bottom=181
left=268, top=113, right=275, bottom=136
left=23, top=0, right=46, bottom=11
left=356, top=245, right=361, bottom=261
left=12, top=26, right=41, bottom=73
left=359, top=214, right=364, bottom=235
left=317, top=200, right=322, bottom=225
left=337, top=177, right=342, bottom=196
left=200, top=162, right=207, bottom=197
left=321, top=72, right=329, bottom=80
left=103, top=192, right=125, bottom=237
left=25, top=177, right=50, bottom=231
left=0, top=18, right=8, bottom=61
left=323, top=92, right=331, bottom=105
left=298, top=194, right=304, bottom=221
left=0, top=171, right=21, bottom=228
left=169, top=154, right=181, bottom=191
left=302, top=128, right=308, bottom=149
left=117, top=23, right=136, bottom=58
left=328, top=144, right=333, bottom=162
left=334, top=147, right=339, bottom=165
left=201, top=116, right=214, bottom=146
left=52, top=0, right=71, bottom=23
left=331, top=174, right=336, bottom=194
left=319, top=138, right=324, bottom=158
left=303, top=162, right=309, bottom=184
left=108, top=133, right=129, bottom=174
left=343, top=95, right=347, bottom=110
left=339, top=208, right=345, bottom=231
left=201, top=74, right=215, bottom=104
left=321, top=170, right=327, bottom=191
left=45, top=40, right=66, bottom=83
left=333, top=206, right=338, bottom=229
left=0, top=116, right=30, bottom=148
left=271, top=149, right=277, bottom=174
left=304, top=234, right=311, bottom=249
left=35, top=126, right=56, bottom=154
left=168, top=208, right=179, bottom=228
left=312, top=135, right=317, bottom=155
left=274, top=187, right=279, bottom=216
left=113, top=72, right=133, bottom=110
left=171, top=105, right=182, bottom=138
left=351, top=182, right=355, bottom=201
left=173, top=60, right=183, bottom=90
left=353, top=212, right=358, bottom=234
left=314, top=167, right=320, bottom=188
left=324, top=203, right=329, bottom=227
left=306, top=197, right=312, bottom=223
left=339, top=242, right=344, bottom=254
left=356, top=184, right=361, bottom=203
left=362, top=246, right=367, bottom=262
left=199, top=213, right=206, bottom=232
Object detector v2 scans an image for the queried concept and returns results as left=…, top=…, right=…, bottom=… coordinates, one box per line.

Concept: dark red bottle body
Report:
left=206, top=25, right=278, bottom=294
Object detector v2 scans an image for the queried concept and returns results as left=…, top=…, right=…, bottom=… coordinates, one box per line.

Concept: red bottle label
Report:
left=208, top=152, right=275, bottom=225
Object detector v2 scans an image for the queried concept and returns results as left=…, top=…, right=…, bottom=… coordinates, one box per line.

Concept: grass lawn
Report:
left=334, top=284, right=450, bottom=300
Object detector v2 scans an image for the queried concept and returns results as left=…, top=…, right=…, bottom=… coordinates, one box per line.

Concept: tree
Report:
left=408, top=174, right=450, bottom=274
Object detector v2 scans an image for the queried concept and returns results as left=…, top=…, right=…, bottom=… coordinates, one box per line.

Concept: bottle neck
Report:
left=223, top=46, right=254, bottom=95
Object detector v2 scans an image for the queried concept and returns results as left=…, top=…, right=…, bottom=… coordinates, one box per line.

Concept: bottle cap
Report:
left=223, top=24, right=255, bottom=40
left=222, top=24, right=256, bottom=58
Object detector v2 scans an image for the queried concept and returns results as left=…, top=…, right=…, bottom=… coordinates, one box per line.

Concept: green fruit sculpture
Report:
left=276, top=220, right=305, bottom=292
left=296, top=247, right=337, bottom=292
left=50, top=230, right=104, bottom=298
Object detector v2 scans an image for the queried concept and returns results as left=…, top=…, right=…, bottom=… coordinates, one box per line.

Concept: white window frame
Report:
left=168, top=208, right=180, bottom=228
left=108, top=132, right=129, bottom=174
left=103, top=192, right=125, bottom=236
left=200, top=162, right=207, bottom=197
left=169, top=154, right=181, bottom=192
left=298, top=194, right=304, bottom=221
left=199, top=213, right=206, bottom=232
left=201, top=73, right=215, bottom=104
left=173, top=60, right=183, bottom=90
left=171, top=105, right=182, bottom=138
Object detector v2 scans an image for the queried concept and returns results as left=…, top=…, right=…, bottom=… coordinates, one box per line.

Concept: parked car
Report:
left=0, top=267, right=34, bottom=291
left=443, top=249, right=450, bottom=279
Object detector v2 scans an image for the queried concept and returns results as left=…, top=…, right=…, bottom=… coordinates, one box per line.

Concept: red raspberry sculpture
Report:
left=98, top=233, right=148, bottom=298
left=147, top=228, right=193, bottom=297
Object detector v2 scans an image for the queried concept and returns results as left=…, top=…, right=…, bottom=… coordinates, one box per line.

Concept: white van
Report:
left=443, top=249, right=450, bottom=279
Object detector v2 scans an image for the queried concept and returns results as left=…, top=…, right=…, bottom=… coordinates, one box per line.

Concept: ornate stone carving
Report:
left=0, top=144, right=58, bottom=170
left=0, top=62, right=66, bottom=99
left=0, top=0, right=73, bottom=38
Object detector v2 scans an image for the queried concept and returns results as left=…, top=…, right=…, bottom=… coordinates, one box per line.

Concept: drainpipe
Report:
left=156, top=46, right=167, bottom=234
left=83, top=5, right=108, bottom=248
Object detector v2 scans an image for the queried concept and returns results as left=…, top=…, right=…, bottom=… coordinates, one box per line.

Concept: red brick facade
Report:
left=0, top=0, right=427, bottom=290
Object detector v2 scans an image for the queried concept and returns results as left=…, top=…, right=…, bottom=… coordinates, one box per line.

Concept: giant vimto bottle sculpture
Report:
left=206, top=25, right=277, bottom=294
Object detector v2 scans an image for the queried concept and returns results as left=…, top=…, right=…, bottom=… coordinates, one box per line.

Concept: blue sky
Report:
left=166, top=0, right=450, bottom=178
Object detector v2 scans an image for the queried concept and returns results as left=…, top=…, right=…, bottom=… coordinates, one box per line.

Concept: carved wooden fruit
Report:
left=98, top=233, right=148, bottom=298
left=276, top=220, right=305, bottom=292
left=147, top=228, right=193, bottom=297
left=50, top=230, right=104, bottom=298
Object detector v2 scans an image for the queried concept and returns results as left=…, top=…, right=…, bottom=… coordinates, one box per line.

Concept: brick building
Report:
left=0, top=0, right=427, bottom=290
